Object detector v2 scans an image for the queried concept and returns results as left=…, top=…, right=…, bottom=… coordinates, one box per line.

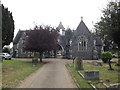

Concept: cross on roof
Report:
left=81, top=16, right=83, bottom=21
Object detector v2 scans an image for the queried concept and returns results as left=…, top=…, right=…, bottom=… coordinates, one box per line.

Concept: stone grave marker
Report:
left=84, top=70, right=99, bottom=80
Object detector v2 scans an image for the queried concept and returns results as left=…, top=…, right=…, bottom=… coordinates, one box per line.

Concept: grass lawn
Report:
left=67, top=58, right=120, bottom=89
left=80, top=59, right=120, bottom=88
left=2, top=60, right=44, bottom=88
left=66, top=63, right=92, bottom=88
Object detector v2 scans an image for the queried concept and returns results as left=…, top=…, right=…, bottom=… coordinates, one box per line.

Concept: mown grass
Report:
left=2, top=60, right=44, bottom=88
left=66, top=63, right=92, bottom=88
left=80, top=59, right=120, bottom=88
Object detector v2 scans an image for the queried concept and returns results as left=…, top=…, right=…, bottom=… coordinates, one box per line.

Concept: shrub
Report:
left=100, top=52, right=113, bottom=63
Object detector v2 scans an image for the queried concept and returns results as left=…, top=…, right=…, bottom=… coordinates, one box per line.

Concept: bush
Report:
left=100, top=52, right=113, bottom=63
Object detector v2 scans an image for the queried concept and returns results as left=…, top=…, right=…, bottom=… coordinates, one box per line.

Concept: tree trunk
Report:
left=118, top=45, right=120, bottom=66
left=108, top=59, right=114, bottom=70
left=116, top=46, right=120, bottom=66
left=39, top=52, right=43, bottom=62
left=118, top=47, right=120, bottom=66
left=53, top=50, right=57, bottom=58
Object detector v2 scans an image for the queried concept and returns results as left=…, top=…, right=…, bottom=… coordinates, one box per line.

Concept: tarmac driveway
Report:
left=17, top=59, right=77, bottom=88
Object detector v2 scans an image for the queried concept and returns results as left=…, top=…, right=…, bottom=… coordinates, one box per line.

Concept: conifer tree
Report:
left=2, top=4, right=14, bottom=47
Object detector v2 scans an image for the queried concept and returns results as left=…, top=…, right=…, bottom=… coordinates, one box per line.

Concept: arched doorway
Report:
left=56, top=44, right=64, bottom=58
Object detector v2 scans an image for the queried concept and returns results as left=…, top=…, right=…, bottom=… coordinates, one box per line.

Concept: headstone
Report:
left=107, top=83, right=120, bottom=89
left=75, top=57, right=84, bottom=70
left=32, top=58, right=38, bottom=66
left=84, top=71, right=99, bottom=80
left=92, top=61, right=102, bottom=66
left=93, top=50, right=98, bottom=60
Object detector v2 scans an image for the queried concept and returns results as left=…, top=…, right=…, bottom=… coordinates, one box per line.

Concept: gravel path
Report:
left=17, top=59, right=77, bottom=88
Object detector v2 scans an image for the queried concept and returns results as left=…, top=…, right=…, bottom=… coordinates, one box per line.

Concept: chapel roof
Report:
left=13, top=30, right=25, bottom=44
left=57, top=22, right=65, bottom=30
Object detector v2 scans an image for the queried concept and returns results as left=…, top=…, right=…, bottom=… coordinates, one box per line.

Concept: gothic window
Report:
left=22, top=47, right=26, bottom=54
left=78, top=36, right=87, bottom=51
left=83, top=41, right=86, bottom=47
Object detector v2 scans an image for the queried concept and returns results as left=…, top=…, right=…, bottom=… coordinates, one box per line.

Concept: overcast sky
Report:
left=1, top=0, right=111, bottom=47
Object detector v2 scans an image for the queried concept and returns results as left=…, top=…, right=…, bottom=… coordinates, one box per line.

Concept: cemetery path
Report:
left=17, top=59, right=77, bottom=88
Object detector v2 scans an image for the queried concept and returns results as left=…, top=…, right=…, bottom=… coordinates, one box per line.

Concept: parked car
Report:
left=0, top=53, right=11, bottom=60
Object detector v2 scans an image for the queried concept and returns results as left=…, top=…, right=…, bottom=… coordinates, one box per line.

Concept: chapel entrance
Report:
left=56, top=44, right=64, bottom=58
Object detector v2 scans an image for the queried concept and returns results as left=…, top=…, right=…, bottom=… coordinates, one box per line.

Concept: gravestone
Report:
left=107, top=83, right=120, bottom=89
left=84, top=71, right=99, bottom=80
left=32, top=58, right=38, bottom=66
left=92, top=61, right=102, bottom=66
left=75, top=57, right=84, bottom=70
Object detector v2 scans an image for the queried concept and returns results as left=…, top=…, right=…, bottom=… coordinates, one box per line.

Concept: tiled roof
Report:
left=13, top=30, right=25, bottom=44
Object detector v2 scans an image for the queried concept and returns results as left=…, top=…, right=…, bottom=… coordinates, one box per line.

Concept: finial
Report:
left=81, top=16, right=83, bottom=21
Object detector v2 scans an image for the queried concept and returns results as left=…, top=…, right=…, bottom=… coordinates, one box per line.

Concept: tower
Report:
left=57, top=22, right=65, bottom=36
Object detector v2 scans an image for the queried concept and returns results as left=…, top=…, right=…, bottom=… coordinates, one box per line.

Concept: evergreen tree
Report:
left=2, top=4, right=14, bottom=47
left=94, top=1, right=120, bottom=51
left=94, top=1, right=120, bottom=65
left=111, top=1, right=120, bottom=49
left=64, top=28, right=73, bottom=58
left=2, top=47, right=10, bottom=54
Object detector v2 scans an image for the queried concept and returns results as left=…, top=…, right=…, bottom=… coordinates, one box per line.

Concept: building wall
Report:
left=13, top=21, right=102, bottom=59
left=71, top=21, right=102, bottom=60
left=71, top=36, right=95, bottom=59
left=13, top=32, right=33, bottom=58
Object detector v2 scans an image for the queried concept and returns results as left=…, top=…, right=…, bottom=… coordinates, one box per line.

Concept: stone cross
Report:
left=81, top=16, right=83, bottom=21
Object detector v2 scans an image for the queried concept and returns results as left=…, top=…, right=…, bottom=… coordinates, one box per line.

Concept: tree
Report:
left=2, top=47, right=10, bottom=54
left=24, top=25, right=59, bottom=62
left=65, top=28, right=73, bottom=41
left=2, top=4, right=14, bottom=48
left=64, top=28, right=73, bottom=58
left=101, top=52, right=113, bottom=70
left=94, top=1, right=120, bottom=51
left=94, top=1, right=120, bottom=65
left=110, top=1, right=120, bottom=48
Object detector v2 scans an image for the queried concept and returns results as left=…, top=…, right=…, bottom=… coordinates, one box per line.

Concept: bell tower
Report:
left=57, top=22, right=65, bottom=36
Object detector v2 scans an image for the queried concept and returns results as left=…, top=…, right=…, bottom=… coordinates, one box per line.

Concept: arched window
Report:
left=78, top=36, right=87, bottom=51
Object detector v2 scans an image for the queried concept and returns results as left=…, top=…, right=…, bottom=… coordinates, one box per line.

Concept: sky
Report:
left=1, top=0, right=111, bottom=47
